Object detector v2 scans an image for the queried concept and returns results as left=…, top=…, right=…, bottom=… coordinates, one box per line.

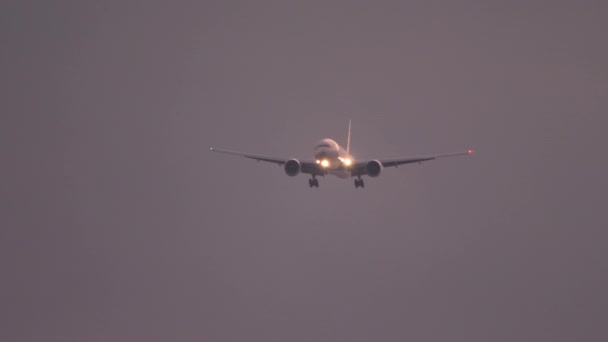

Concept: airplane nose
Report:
left=315, top=149, right=338, bottom=160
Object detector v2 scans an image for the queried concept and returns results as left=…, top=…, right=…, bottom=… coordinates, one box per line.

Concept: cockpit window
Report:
left=316, top=143, right=331, bottom=148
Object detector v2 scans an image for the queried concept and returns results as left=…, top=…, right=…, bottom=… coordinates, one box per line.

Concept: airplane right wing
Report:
left=209, top=147, right=288, bottom=165
left=209, top=147, right=325, bottom=176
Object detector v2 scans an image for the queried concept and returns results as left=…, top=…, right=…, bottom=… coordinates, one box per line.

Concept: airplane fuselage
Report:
left=313, top=138, right=354, bottom=179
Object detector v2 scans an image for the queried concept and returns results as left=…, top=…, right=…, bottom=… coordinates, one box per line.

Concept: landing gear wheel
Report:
left=354, top=178, right=365, bottom=188
left=309, top=178, right=319, bottom=188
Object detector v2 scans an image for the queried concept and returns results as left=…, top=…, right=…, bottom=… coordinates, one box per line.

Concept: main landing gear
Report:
left=308, top=177, right=319, bottom=188
left=354, top=177, right=365, bottom=188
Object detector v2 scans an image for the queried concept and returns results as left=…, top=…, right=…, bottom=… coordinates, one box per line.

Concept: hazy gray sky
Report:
left=2, top=1, right=607, bottom=341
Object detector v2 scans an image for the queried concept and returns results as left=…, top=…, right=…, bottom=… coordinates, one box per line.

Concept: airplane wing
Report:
left=352, top=150, right=473, bottom=176
left=209, top=147, right=324, bottom=175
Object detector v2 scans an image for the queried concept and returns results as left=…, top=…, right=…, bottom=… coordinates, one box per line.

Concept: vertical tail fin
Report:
left=346, top=119, right=352, bottom=153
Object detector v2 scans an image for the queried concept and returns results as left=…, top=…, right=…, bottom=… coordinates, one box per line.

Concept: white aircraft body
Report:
left=210, top=121, right=473, bottom=188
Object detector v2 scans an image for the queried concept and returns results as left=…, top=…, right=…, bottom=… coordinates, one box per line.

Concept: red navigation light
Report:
left=467, top=149, right=474, bottom=154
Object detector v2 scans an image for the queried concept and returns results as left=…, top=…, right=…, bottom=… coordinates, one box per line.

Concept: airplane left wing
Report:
left=209, top=147, right=324, bottom=175
left=352, top=150, right=473, bottom=176
left=378, top=150, right=472, bottom=167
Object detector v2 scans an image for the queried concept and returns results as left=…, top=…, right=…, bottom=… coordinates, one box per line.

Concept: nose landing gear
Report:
left=354, top=177, right=365, bottom=188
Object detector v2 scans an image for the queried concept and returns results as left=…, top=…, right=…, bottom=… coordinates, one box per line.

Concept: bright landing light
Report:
left=320, top=159, right=330, bottom=168
left=338, top=157, right=352, bottom=166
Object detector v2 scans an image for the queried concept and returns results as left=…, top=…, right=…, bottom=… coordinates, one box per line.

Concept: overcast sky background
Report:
left=2, top=1, right=607, bottom=341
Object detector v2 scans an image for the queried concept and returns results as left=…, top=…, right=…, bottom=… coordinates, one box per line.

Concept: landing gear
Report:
left=354, top=177, right=365, bottom=188
left=308, top=178, right=319, bottom=188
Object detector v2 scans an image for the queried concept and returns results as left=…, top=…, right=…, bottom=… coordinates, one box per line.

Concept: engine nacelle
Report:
left=365, top=160, right=383, bottom=177
left=284, top=159, right=301, bottom=177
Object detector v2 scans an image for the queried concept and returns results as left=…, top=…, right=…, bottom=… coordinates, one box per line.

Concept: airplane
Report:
left=210, top=121, right=473, bottom=188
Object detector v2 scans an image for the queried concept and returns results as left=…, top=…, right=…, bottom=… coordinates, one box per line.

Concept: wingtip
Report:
left=467, top=149, right=474, bottom=155
left=209, top=147, right=214, bottom=151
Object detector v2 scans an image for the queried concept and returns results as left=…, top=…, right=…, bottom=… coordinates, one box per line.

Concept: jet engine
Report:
left=284, top=159, right=301, bottom=177
left=365, top=160, right=383, bottom=177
